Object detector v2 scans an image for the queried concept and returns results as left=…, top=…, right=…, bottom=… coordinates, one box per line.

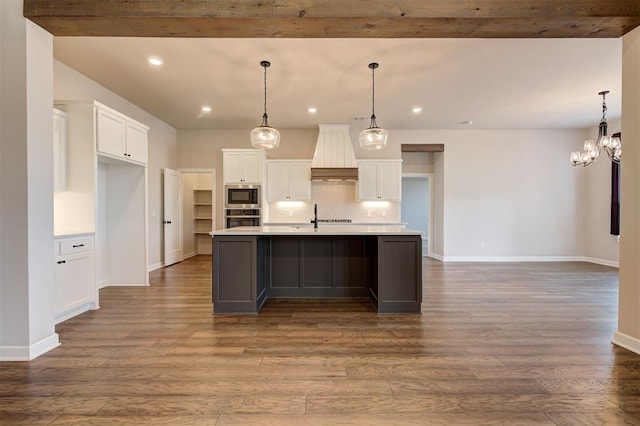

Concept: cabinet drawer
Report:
left=58, top=237, right=93, bottom=256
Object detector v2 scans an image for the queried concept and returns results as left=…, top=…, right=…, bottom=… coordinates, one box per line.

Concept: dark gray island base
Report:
left=212, top=227, right=422, bottom=314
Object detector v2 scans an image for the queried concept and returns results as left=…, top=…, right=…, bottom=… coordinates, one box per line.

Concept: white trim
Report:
left=148, top=262, right=163, bottom=271
left=441, top=256, right=584, bottom=262
left=0, top=333, right=60, bottom=361
left=431, top=253, right=444, bottom=261
left=107, top=282, right=150, bottom=287
left=183, top=251, right=197, bottom=260
left=97, top=279, right=108, bottom=289
left=434, top=255, right=619, bottom=265
left=401, top=173, right=434, bottom=258
left=583, top=257, right=619, bottom=268
left=612, top=331, right=640, bottom=356
left=55, top=302, right=97, bottom=324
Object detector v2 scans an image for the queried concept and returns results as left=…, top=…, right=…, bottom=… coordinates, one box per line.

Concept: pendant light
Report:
left=250, top=60, right=280, bottom=149
left=359, top=62, right=388, bottom=150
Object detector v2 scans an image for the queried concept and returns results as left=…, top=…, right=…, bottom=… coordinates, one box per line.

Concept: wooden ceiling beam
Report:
left=24, top=0, right=640, bottom=38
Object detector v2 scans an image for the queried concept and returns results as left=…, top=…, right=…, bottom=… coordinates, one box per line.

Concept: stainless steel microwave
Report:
left=225, top=185, right=260, bottom=208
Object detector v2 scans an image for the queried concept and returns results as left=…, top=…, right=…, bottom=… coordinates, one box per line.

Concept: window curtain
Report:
left=611, top=132, right=621, bottom=236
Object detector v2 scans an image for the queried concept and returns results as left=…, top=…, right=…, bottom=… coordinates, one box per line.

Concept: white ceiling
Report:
left=53, top=37, right=622, bottom=131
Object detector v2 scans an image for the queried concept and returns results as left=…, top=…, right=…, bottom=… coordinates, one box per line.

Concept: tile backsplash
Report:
left=265, top=181, right=400, bottom=223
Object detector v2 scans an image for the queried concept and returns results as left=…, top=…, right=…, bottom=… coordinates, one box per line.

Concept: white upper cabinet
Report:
left=357, top=160, right=402, bottom=201
left=267, top=161, right=311, bottom=201
left=95, top=103, right=148, bottom=164
left=53, top=108, right=67, bottom=191
left=223, top=149, right=265, bottom=184
left=125, top=122, right=148, bottom=164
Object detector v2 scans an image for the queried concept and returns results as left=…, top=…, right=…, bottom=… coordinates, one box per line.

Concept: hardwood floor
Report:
left=1, top=256, right=639, bottom=425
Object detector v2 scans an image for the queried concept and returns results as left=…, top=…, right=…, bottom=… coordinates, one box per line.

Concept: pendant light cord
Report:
left=368, top=62, right=380, bottom=128
left=371, top=65, right=376, bottom=119
left=261, top=61, right=270, bottom=127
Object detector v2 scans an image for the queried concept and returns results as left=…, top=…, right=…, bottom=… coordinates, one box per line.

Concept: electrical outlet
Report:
left=367, top=210, right=372, bottom=217
left=382, top=210, right=387, bottom=217
left=288, top=210, right=293, bottom=217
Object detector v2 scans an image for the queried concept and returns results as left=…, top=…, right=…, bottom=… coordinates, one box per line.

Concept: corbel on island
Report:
left=210, top=225, right=422, bottom=315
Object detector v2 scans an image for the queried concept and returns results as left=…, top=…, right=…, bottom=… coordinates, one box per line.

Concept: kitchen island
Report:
left=210, top=226, right=422, bottom=314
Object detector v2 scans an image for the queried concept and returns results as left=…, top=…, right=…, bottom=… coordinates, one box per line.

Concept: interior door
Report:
left=163, top=168, right=183, bottom=266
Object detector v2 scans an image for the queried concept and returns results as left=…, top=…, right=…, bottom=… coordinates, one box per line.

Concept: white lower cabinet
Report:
left=54, top=234, right=98, bottom=324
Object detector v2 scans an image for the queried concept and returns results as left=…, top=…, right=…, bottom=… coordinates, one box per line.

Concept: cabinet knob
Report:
left=163, top=220, right=172, bottom=224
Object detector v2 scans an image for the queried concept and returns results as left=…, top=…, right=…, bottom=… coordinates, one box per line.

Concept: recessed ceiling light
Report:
left=201, top=106, right=212, bottom=113
left=461, top=120, right=473, bottom=125
left=308, top=107, right=318, bottom=113
left=412, top=106, right=423, bottom=113
left=148, top=57, right=164, bottom=66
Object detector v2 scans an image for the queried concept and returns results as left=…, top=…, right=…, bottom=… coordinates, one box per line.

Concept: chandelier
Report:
left=570, top=91, right=621, bottom=166
left=359, top=62, right=389, bottom=150
left=250, top=60, right=280, bottom=149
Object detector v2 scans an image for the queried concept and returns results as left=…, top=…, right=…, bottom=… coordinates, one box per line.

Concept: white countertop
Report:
left=211, top=225, right=421, bottom=236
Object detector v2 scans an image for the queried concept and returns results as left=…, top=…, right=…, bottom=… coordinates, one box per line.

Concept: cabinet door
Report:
left=55, top=254, right=92, bottom=314
left=358, top=162, right=379, bottom=200
left=223, top=152, right=244, bottom=183
left=96, top=108, right=126, bottom=158
left=53, top=109, right=67, bottom=191
left=266, top=163, right=290, bottom=201
left=287, top=163, right=311, bottom=201
left=241, top=152, right=263, bottom=183
left=125, top=122, right=148, bottom=164
left=377, top=162, right=401, bottom=201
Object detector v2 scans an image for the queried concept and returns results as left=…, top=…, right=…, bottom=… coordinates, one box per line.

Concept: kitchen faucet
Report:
left=311, top=203, right=318, bottom=229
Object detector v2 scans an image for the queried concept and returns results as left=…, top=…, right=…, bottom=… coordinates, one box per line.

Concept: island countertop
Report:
left=210, top=225, right=422, bottom=236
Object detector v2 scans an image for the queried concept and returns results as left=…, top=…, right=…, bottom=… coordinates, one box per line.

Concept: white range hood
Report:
left=310, top=124, right=358, bottom=181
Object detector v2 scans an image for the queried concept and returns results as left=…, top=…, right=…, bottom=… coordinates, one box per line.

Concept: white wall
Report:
left=616, top=25, right=640, bottom=352
left=54, top=60, right=178, bottom=268
left=392, top=129, right=588, bottom=259
left=1, top=2, right=59, bottom=360
left=583, top=119, right=621, bottom=266
left=178, top=129, right=318, bottom=229
left=178, top=127, right=590, bottom=260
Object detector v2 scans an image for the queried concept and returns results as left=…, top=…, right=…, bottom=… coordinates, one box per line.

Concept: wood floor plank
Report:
left=0, top=255, right=636, bottom=424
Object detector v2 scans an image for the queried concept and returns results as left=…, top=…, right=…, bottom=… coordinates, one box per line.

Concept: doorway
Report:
left=179, top=169, right=216, bottom=258
left=401, top=174, right=433, bottom=257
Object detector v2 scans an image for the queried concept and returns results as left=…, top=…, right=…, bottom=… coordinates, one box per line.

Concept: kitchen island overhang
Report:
left=211, top=226, right=422, bottom=314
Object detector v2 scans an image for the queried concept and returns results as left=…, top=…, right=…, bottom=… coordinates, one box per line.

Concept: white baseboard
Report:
left=183, top=251, right=197, bottom=260
left=107, top=282, right=150, bottom=287
left=440, top=255, right=585, bottom=262
left=612, top=331, right=640, bottom=355
left=584, top=257, right=619, bottom=268
left=435, top=255, right=619, bottom=266
left=148, top=262, right=163, bottom=272
left=97, top=279, right=108, bottom=289
left=55, top=301, right=99, bottom=325
left=431, top=253, right=444, bottom=261
left=0, top=333, right=60, bottom=361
